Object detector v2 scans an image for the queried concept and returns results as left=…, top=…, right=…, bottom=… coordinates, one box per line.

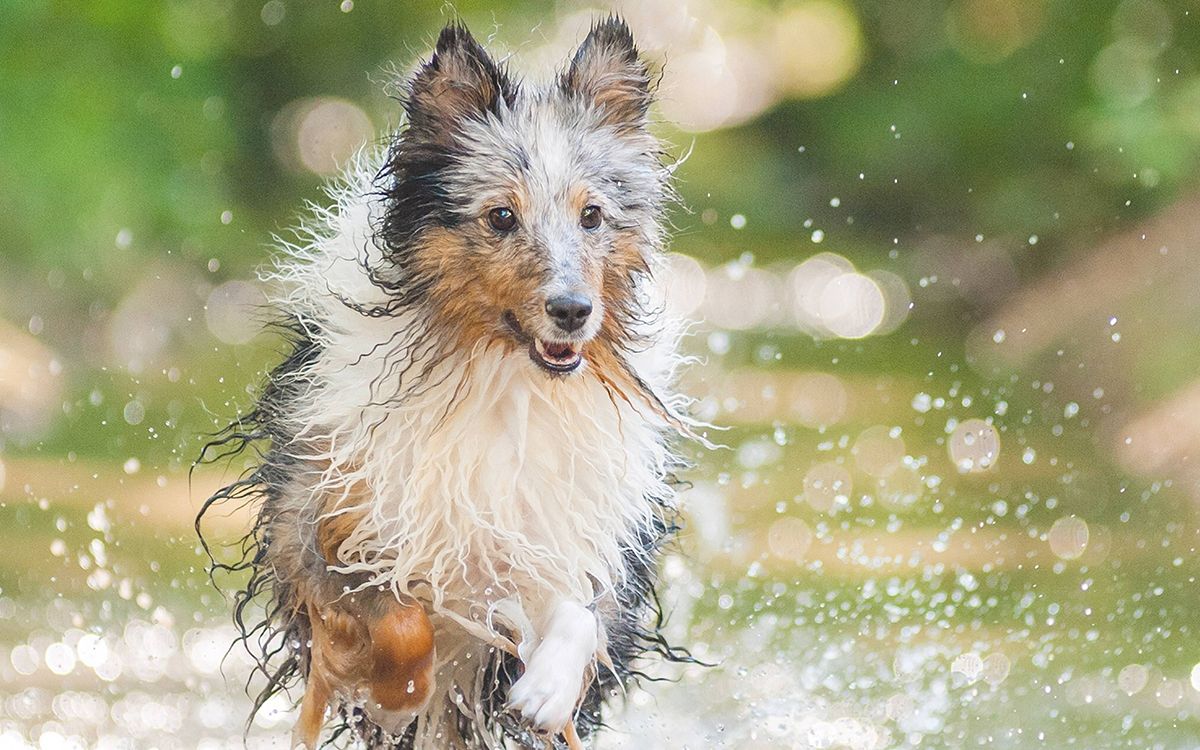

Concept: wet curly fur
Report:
left=197, top=18, right=698, bottom=749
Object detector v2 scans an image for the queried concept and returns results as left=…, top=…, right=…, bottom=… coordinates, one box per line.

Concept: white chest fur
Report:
left=319, top=340, right=671, bottom=613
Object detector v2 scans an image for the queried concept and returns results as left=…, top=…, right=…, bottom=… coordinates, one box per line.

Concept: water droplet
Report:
left=123, top=399, right=145, bottom=426
left=1048, top=515, right=1089, bottom=560
left=911, top=392, right=932, bottom=413
left=1118, top=662, right=1147, bottom=696
left=803, top=462, right=853, bottom=511
left=767, top=517, right=813, bottom=562
left=982, top=653, right=1011, bottom=685
left=952, top=652, right=983, bottom=681
left=852, top=426, right=905, bottom=477
left=949, top=419, right=1000, bottom=473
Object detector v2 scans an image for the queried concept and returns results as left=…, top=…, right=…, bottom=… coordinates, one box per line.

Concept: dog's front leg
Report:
left=506, top=600, right=598, bottom=734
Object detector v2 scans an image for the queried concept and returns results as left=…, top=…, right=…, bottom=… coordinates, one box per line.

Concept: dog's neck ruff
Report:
left=271, top=158, right=681, bottom=646
left=315, top=342, right=673, bottom=627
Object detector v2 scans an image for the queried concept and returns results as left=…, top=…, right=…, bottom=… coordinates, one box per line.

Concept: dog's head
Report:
left=378, top=19, right=668, bottom=378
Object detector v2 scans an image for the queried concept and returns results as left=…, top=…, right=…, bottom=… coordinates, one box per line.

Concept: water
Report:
left=1, top=321, right=1196, bottom=749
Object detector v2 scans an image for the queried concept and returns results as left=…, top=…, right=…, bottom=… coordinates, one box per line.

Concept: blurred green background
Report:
left=2, top=1, right=1199, bottom=748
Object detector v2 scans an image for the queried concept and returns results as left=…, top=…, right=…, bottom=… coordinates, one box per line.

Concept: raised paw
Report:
left=507, top=651, right=584, bottom=733
left=507, top=601, right=598, bottom=734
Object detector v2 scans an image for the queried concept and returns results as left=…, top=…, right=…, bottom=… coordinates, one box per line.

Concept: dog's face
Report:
left=379, top=20, right=668, bottom=377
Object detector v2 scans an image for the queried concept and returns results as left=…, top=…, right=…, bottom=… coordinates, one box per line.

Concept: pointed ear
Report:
left=561, top=17, right=652, bottom=130
left=404, top=23, right=515, bottom=140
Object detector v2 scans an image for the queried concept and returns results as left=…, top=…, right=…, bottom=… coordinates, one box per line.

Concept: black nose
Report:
left=545, top=294, right=593, bottom=333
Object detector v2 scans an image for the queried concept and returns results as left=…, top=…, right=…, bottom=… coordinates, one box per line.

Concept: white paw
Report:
left=507, top=649, right=584, bottom=732
left=507, top=601, right=598, bottom=733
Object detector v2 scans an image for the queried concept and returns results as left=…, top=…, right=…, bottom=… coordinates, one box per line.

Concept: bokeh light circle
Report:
left=948, top=418, right=1001, bottom=473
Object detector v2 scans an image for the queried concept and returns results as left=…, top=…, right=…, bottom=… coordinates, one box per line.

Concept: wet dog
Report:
left=198, top=18, right=695, bottom=749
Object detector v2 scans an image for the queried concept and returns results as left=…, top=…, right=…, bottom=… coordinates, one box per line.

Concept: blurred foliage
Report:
left=4, top=0, right=1200, bottom=286
left=4, top=0, right=1200, bottom=461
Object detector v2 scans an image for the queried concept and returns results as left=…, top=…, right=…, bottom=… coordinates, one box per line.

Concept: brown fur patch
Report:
left=562, top=21, right=652, bottom=131
left=364, top=601, right=437, bottom=715
left=406, top=24, right=515, bottom=146
left=294, top=598, right=436, bottom=748
left=291, top=466, right=436, bottom=747
left=413, top=226, right=543, bottom=355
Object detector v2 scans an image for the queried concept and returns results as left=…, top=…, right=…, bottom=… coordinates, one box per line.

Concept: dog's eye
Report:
left=488, top=207, right=517, bottom=232
left=580, top=205, right=603, bottom=231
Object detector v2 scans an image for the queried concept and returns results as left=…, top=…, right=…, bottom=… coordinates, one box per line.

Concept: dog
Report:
left=198, top=18, right=697, bottom=749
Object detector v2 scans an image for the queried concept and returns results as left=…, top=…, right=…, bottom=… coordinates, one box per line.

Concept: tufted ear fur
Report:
left=404, top=23, right=516, bottom=141
left=561, top=17, right=652, bottom=131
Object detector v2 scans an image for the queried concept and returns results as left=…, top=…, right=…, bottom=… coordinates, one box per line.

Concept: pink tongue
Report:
left=544, top=342, right=573, bottom=359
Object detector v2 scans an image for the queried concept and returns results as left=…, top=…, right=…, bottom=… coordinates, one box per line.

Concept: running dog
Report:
left=199, top=17, right=696, bottom=749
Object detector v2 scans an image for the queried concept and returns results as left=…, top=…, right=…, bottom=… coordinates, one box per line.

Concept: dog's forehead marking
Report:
left=506, top=95, right=597, bottom=200
left=497, top=101, right=590, bottom=282
left=454, top=89, right=623, bottom=206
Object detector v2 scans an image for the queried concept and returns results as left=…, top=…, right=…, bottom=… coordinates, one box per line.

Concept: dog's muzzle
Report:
left=503, top=311, right=586, bottom=375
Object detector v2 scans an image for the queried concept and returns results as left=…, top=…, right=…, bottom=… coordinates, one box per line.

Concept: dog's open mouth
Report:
left=530, top=339, right=583, bottom=373
left=503, top=311, right=585, bottom=375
